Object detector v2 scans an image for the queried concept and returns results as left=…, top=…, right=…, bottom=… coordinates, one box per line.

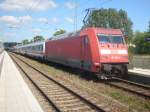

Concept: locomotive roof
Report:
left=48, top=30, right=80, bottom=41
left=48, top=27, right=122, bottom=41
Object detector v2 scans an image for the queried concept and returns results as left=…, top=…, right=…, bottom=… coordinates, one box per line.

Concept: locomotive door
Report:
left=82, top=36, right=91, bottom=70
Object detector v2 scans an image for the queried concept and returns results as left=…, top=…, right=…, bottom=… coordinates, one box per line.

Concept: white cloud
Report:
left=0, top=16, right=19, bottom=26
left=37, top=17, right=49, bottom=24
left=19, top=16, right=32, bottom=23
left=0, top=15, right=32, bottom=27
left=65, top=2, right=77, bottom=9
left=51, top=17, right=59, bottom=24
left=0, top=0, right=57, bottom=11
left=31, top=28, right=42, bottom=34
left=65, top=17, right=74, bottom=23
left=37, top=17, right=59, bottom=24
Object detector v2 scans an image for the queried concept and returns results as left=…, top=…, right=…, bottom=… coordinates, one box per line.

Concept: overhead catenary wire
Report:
left=82, top=0, right=113, bottom=27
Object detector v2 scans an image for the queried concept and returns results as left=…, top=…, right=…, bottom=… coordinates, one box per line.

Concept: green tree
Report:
left=33, top=35, right=45, bottom=42
left=53, top=29, right=66, bottom=36
left=84, top=8, right=133, bottom=40
left=30, top=39, right=34, bottom=43
left=118, top=9, right=133, bottom=40
left=133, top=31, right=150, bottom=54
left=22, top=39, right=30, bottom=45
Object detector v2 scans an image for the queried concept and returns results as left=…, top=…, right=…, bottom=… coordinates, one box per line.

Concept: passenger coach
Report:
left=14, top=41, right=45, bottom=59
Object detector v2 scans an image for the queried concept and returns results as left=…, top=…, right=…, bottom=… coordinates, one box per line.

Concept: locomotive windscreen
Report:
left=97, top=35, right=124, bottom=44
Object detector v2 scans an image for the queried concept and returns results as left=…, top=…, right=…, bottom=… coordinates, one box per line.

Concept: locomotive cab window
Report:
left=97, top=34, right=124, bottom=44
left=97, top=35, right=110, bottom=43
left=111, top=36, right=124, bottom=44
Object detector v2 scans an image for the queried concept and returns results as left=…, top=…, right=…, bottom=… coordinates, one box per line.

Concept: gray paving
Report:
left=0, top=52, right=4, bottom=75
left=128, top=68, right=150, bottom=77
left=0, top=52, right=43, bottom=112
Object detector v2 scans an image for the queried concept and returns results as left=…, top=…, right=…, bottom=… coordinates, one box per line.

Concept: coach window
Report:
left=29, top=47, right=31, bottom=51
left=33, top=46, right=35, bottom=51
left=35, top=46, right=37, bottom=51
left=40, top=45, right=42, bottom=51
left=36, top=45, right=38, bottom=51
left=38, top=45, right=40, bottom=51
left=36, top=45, right=39, bottom=51
left=41, top=45, right=43, bottom=51
left=40, top=45, right=43, bottom=51
left=37, top=45, right=40, bottom=51
left=37, top=45, right=39, bottom=51
left=32, top=46, right=34, bottom=51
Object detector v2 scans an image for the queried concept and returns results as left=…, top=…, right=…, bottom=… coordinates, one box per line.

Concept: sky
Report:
left=0, top=0, right=150, bottom=42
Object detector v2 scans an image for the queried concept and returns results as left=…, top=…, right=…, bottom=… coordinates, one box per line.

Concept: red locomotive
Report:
left=14, top=27, right=129, bottom=78
left=45, top=27, right=128, bottom=78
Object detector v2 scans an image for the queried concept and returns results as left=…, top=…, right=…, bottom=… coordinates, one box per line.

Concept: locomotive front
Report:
left=95, top=28, right=129, bottom=78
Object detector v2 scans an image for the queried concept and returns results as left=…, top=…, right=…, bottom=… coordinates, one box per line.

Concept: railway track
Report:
left=11, top=53, right=150, bottom=100
left=10, top=53, right=107, bottom=112
left=106, top=77, right=150, bottom=99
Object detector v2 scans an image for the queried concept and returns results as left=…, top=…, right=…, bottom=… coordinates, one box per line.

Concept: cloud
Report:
left=4, top=32, right=16, bottom=37
left=0, top=16, right=19, bottom=26
left=65, top=17, right=74, bottom=23
left=31, top=28, right=42, bottom=34
left=0, top=0, right=57, bottom=11
left=37, top=17, right=49, bottom=24
left=51, top=17, right=59, bottom=24
left=19, top=16, right=32, bottom=24
left=65, top=2, right=76, bottom=9
left=37, top=17, right=59, bottom=25
left=0, top=15, right=32, bottom=27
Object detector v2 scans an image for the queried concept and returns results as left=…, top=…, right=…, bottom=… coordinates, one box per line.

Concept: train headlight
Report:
left=94, top=62, right=100, bottom=66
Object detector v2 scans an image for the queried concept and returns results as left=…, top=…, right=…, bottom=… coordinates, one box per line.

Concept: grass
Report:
left=109, top=92, right=123, bottom=99
left=144, top=103, right=150, bottom=110
left=108, top=91, right=150, bottom=112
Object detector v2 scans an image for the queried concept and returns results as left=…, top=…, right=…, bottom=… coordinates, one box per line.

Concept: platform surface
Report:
left=0, top=51, right=43, bottom=112
left=128, top=68, right=150, bottom=77
left=0, top=51, right=4, bottom=73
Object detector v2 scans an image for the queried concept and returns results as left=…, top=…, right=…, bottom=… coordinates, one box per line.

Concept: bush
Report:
left=133, top=32, right=150, bottom=54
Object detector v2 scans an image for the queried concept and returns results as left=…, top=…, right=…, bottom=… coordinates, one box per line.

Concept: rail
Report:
left=10, top=53, right=106, bottom=112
